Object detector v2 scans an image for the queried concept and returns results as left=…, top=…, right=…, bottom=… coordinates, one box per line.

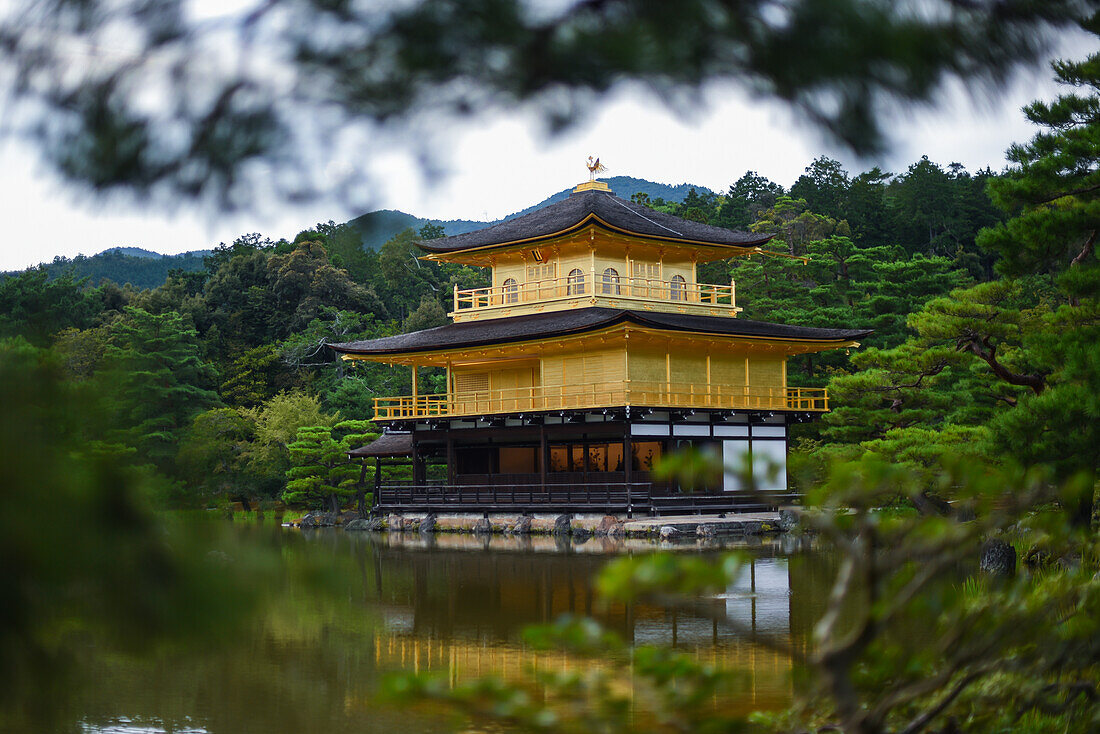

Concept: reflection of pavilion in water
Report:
left=343, top=533, right=826, bottom=715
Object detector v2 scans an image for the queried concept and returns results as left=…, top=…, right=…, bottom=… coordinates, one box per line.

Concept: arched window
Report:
left=601, top=267, right=620, bottom=295
left=567, top=268, right=586, bottom=295
left=670, top=274, right=686, bottom=301
left=502, top=277, right=519, bottom=304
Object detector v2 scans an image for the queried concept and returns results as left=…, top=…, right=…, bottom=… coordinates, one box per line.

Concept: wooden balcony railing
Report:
left=373, top=482, right=798, bottom=514
left=453, top=272, right=737, bottom=313
left=373, top=381, right=829, bottom=419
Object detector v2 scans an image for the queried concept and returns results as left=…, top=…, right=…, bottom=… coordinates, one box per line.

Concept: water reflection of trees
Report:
left=332, top=531, right=835, bottom=716
left=81, top=529, right=837, bottom=732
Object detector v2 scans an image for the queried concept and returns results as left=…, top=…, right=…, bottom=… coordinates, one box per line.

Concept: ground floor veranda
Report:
left=362, top=408, right=805, bottom=516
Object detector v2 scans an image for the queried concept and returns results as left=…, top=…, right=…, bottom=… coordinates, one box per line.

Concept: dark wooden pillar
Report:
left=623, top=423, right=634, bottom=517
left=412, top=437, right=425, bottom=485
left=445, top=427, right=456, bottom=489
left=623, top=425, right=633, bottom=486
left=540, top=423, right=548, bottom=493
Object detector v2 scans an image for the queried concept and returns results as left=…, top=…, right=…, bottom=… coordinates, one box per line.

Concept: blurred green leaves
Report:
left=1, top=1, right=1092, bottom=206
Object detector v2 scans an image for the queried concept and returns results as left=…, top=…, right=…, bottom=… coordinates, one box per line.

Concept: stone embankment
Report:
left=290, top=508, right=801, bottom=538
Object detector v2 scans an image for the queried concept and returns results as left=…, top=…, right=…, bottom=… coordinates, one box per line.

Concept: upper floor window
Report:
left=601, top=267, right=620, bottom=295
left=567, top=268, right=586, bottom=295
left=502, top=277, right=519, bottom=304
left=670, top=275, right=686, bottom=301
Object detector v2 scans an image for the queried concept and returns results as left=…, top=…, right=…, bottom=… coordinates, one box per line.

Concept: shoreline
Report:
left=287, top=508, right=800, bottom=540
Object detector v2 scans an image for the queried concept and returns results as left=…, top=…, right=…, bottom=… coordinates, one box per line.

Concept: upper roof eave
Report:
left=416, top=213, right=775, bottom=259
left=413, top=189, right=775, bottom=256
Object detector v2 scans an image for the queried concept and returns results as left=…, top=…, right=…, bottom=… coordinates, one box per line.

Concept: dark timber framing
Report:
left=364, top=406, right=805, bottom=516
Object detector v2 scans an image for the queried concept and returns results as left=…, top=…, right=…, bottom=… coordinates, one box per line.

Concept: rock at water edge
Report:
left=510, top=515, right=533, bottom=535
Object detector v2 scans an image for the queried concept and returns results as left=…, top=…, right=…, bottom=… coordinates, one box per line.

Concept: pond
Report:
left=75, top=527, right=835, bottom=734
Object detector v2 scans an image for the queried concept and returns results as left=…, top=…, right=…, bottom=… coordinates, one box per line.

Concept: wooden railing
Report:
left=376, top=482, right=653, bottom=513
left=453, top=272, right=737, bottom=312
left=374, top=482, right=798, bottom=514
left=373, top=381, right=828, bottom=419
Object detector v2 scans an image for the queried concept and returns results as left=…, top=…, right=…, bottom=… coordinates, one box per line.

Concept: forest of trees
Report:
left=0, top=150, right=1028, bottom=511
left=1, top=137, right=1093, bottom=514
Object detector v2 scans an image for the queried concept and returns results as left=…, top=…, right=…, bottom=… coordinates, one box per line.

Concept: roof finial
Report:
left=586, top=155, right=608, bottom=181
left=575, top=156, right=612, bottom=193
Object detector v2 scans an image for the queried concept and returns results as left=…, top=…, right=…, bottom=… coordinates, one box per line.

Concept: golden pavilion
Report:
left=332, top=177, right=869, bottom=515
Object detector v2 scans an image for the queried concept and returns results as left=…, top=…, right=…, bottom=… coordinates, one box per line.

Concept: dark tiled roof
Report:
left=417, top=189, right=774, bottom=253
left=348, top=431, right=413, bottom=457
left=330, top=308, right=872, bottom=356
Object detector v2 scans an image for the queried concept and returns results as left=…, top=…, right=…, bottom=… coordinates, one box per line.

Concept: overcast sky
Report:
left=0, top=35, right=1079, bottom=272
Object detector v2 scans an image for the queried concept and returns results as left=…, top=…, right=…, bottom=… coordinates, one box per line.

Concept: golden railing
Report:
left=453, top=272, right=737, bottom=312
left=373, top=381, right=829, bottom=419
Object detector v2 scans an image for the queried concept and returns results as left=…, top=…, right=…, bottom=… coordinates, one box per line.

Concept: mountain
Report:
left=7, top=177, right=710, bottom=289
left=348, top=176, right=711, bottom=250
left=11, top=248, right=212, bottom=290
left=104, top=246, right=165, bottom=259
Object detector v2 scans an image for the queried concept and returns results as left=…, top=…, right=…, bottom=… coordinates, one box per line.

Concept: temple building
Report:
left=332, top=176, right=870, bottom=515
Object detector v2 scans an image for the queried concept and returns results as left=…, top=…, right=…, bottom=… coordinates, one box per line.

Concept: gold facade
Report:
left=438, top=224, right=744, bottom=322
left=349, top=324, right=842, bottom=419
left=348, top=207, right=857, bottom=419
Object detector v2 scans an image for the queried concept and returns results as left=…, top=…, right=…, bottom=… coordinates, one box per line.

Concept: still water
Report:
left=77, top=528, right=834, bottom=734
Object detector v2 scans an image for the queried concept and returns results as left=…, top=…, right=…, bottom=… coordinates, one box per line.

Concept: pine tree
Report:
left=283, top=420, right=379, bottom=513
left=101, top=307, right=220, bottom=466
left=975, top=30, right=1100, bottom=518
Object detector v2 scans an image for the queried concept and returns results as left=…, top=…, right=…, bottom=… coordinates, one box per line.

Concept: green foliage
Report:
left=243, top=391, right=338, bottom=488
left=822, top=32, right=1100, bottom=490
left=177, top=408, right=258, bottom=501
left=219, top=343, right=299, bottom=408
left=99, top=307, right=221, bottom=466
left=402, top=294, right=448, bottom=333
left=0, top=269, right=103, bottom=345
left=27, top=248, right=208, bottom=290
left=283, top=420, right=378, bottom=512
left=0, top=338, right=265, bottom=731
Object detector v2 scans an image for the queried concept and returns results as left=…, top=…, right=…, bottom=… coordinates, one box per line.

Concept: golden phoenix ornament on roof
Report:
left=586, top=156, right=608, bottom=181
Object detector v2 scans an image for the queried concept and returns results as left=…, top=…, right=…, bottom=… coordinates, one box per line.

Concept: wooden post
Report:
left=706, top=353, right=711, bottom=407
left=590, top=247, right=596, bottom=296
left=412, top=438, right=424, bottom=486
left=744, top=355, right=750, bottom=409
left=374, top=457, right=382, bottom=508
left=540, top=423, right=548, bottom=495
left=453, top=283, right=459, bottom=312
left=665, top=348, right=671, bottom=403
left=624, top=426, right=634, bottom=518
left=445, top=362, right=453, bottom=415
left=446, top=427, right=456, bottom=488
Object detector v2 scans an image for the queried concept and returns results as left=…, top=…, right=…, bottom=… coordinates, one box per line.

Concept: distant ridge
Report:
left=4, top=248, right=212, bottom=290
left=7, top=177, right=710, bottom=289
left=347, top=176, right=711, bottom=250
left=104, top=246, right=165, bottom=259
